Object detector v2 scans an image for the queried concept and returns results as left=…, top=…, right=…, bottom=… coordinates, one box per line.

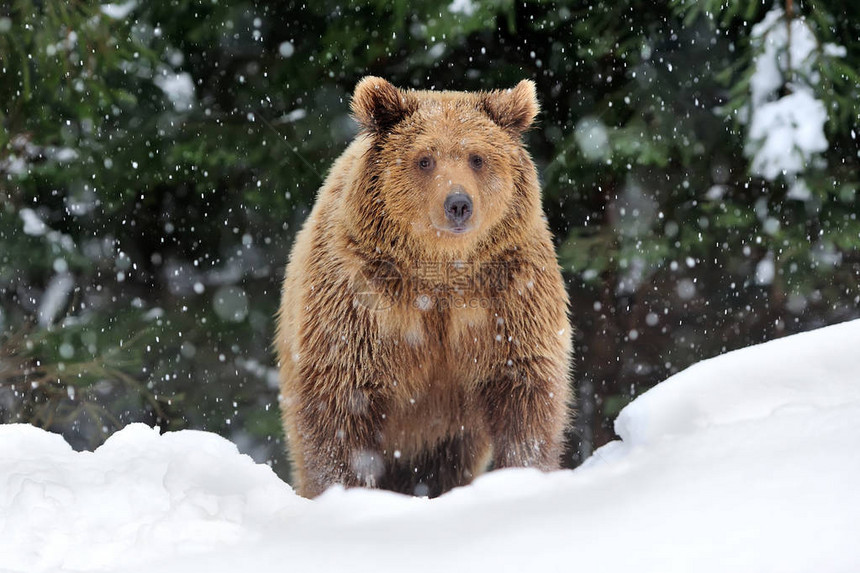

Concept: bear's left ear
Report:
left=481, top=80, right=539, bottom=134
left=351, top=76, right=417, bottom=134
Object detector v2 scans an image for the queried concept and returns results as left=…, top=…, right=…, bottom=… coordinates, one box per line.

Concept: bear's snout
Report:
left=443, top=188, right=473, bottom=228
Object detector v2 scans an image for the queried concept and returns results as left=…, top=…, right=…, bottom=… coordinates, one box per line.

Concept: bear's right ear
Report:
left=351, top=77, right=416, bottom=134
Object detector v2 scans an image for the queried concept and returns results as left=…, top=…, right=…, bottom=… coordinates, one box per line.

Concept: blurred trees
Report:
left=1, top=0, right=858, bottom=475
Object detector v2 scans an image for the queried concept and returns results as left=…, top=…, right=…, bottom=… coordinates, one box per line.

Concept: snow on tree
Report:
left=743, top=6, right=846, bottom=189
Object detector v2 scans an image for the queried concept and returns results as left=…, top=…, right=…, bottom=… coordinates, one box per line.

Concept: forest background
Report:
left=1, top=0, right=858, bottom=478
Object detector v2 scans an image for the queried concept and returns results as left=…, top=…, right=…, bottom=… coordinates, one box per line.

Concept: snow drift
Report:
left=2, top=319, right=859, bottom=573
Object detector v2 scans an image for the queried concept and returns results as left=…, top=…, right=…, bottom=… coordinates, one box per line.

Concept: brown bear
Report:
left=276, top=77, right=572, bottom=498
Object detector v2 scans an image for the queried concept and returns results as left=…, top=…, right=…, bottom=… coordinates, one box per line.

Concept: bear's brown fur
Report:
left=276, top=77, right=573, bottom=498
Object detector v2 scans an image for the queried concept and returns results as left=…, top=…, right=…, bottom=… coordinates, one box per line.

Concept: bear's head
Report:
left=348, top=77, right=540, bottom=259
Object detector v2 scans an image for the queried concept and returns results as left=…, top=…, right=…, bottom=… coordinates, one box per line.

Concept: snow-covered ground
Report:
left=2, top=319, right=859, bottom=573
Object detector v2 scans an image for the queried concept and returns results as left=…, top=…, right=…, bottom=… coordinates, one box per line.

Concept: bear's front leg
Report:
left=479, top=356, right=570, bottom=470
left=292, top=380, right=388, bottom=498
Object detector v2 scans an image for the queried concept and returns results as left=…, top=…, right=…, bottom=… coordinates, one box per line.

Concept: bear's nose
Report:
left=444, top=191, right=473, bottom=226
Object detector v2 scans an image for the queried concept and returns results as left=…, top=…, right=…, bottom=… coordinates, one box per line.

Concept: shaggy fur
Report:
left=276, top=77, right=573, bottom=498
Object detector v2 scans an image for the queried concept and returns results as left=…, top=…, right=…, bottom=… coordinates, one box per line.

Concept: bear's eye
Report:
left=469, top=154, right=484, bottom=171
left=417, top=156, right=435, bottom=171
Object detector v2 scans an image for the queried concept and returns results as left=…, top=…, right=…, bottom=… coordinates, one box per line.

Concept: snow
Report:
left=19, top=207, right=48, bottom=237
left=748, top=8, right=818, bottom=112
left=278, top=41, right=295, bottom=58
left=0, top=153, right=26, bottom=175
left=153, top=70, right=195, bottom=112
left=279, top=108, right=307, bottom=123
left=744, top=8, right=844, bottom=182
left=574, top=116, right=610, bottom=161
left=37, top=272, right=75, bottom=327
left=49, top=147, right=79, bottom=163
left=612, top=318, right=860, bottom=445
left=746, top=91, right=828, bottom=181
left=0, top=427, right=299, bottom=572
left=100, top=1, right=137, bottom=20
left=212, top=285, right=249, bottom=322
left=448, top=0, right=477, bottom=16
left=754, top=251, right=775, bottom=285
left=2, top=319, right=860, bottom=573
left=786, top=177, right=812, bottom=200
left=744, top=7, right=846, bottom=183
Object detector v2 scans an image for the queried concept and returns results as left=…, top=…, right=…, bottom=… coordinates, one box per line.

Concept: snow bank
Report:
left=0, top=426, right=304, bottom=572
left=614, top=318, right=860, bottom=445
left=2, top=320, right=859, bottom=573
